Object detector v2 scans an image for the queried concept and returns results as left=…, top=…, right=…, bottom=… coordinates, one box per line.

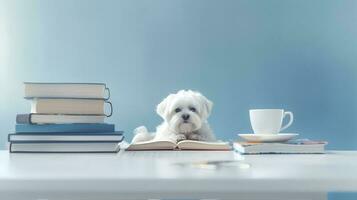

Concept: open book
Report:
left=126, top=140, right=231, bottom=151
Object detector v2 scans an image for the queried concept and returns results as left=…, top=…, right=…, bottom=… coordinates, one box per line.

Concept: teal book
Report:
left=8, top=132, right=124, bottom=143
left=15, top=123, right=115, bottom=133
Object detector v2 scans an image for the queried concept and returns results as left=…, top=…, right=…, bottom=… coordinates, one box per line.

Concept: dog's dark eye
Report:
left=175, top=108, right=182, bottom=113
left=189, top=107, right=196, bottom=112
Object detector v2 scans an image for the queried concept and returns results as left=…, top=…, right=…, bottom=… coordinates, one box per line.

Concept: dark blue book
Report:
left=15, top=123, right=115, bottom=133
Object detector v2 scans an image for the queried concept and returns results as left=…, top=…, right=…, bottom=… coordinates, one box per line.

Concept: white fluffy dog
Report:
left=132, top=90, right=216, bottom=143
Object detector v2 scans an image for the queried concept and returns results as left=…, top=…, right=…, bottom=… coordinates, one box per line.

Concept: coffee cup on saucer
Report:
left=238, top=109, right=297, bottom=143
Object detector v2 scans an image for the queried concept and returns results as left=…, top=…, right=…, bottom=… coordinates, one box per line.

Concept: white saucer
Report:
left=238, top=133, right=299, bottom=143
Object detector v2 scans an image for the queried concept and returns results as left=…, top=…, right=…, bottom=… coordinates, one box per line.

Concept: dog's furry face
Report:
left=156, top=90, right=213, bottom=134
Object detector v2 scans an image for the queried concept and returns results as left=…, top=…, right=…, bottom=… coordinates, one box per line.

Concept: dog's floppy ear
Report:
left=205, top=97, right=213, bottom=115
left=202, top=96, right=213, bottom=120
left=156, top=93, right=175, bottom=120
left=193, top=91, right=213, bottom=120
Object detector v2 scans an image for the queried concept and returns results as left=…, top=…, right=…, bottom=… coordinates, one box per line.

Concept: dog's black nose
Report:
left=182, top=114, right=190, bottom=120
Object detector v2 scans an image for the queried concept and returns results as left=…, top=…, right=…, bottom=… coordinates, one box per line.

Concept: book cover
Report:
left=15, top=123, right=115, bottom=133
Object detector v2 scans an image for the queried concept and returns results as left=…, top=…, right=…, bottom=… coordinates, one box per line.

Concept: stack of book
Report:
left=233, top=139, right=328, bottom=154
left=8, top=82, right=124, bottom=153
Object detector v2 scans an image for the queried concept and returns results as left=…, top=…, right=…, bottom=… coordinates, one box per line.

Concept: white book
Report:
left=30, top=98, right=110, bottom=115
left=233, top=140, right=327, bottom=154
left=10, top=142, right=120, bottom=153
left=16, top=113, right=105, bottom=124
left=24, top=82, right=109, bottom=99
left=126, top=140, right=231, bottom=151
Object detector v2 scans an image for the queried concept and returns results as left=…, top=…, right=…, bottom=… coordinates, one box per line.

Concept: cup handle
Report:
left=280, top=111, right=293, bottom=132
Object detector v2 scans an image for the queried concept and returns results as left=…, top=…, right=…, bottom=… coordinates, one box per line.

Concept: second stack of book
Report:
left=233, top=139, right=327, bottom=154
left=9, top=82, right=124, bottom=153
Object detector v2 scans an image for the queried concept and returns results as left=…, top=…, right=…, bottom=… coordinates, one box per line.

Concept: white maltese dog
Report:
left=132, top=90, right=216, bottom=143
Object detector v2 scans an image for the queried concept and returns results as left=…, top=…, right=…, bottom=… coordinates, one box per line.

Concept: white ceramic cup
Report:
left=249, top=109, right=294, bottom=134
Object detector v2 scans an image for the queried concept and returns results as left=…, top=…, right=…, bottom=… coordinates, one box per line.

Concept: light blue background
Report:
left=1, top=0, right=357, bottom=150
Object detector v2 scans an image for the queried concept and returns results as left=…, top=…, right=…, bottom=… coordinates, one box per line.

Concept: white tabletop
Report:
left=0, top=150, right=356, bottom=199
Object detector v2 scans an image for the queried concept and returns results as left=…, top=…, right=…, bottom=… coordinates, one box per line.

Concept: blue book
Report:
left=8, top=131, right=124, bottom=142
left=15, top=123, right=115, bottom=133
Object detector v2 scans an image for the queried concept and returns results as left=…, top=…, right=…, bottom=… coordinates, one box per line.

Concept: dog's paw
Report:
left=187, top=133, right=203, bottom=141
left=176, top=134, right=187, bottom=142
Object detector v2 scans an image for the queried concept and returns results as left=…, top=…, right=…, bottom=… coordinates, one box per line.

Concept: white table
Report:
left=0, top=150, right=356, bottom=200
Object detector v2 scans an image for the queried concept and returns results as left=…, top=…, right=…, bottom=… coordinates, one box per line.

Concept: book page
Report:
left=126, top=140, right=176, bottom=151
left=177, top=140, right=231, bottom=151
